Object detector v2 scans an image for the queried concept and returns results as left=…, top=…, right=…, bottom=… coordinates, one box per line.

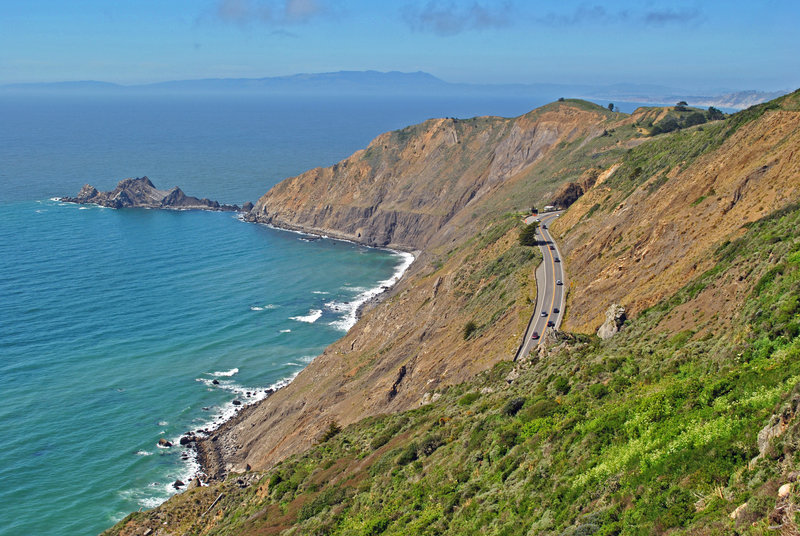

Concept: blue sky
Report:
left=1, top=0, right=798, bottom=91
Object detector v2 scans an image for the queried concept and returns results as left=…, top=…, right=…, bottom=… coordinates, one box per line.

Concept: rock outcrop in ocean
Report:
left=62, top=176, right=241, bottom=211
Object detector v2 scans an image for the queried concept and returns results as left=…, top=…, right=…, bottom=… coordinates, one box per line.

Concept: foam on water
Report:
left=211, top=368, right=239, bottom=377
left=328, top=250, right=415, bottom=331
left=290, top=309, right=323, bottom=323
left=249, top=304, right=277, bottom=311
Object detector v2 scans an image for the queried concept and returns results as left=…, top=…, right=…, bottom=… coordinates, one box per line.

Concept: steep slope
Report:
left=193, top=101, right=635, bottom=477
left=108, top=99, right=800, bottom=534
left=245, top=101, right=624, bottom=251
left=554, top=90, right=800, bottom=333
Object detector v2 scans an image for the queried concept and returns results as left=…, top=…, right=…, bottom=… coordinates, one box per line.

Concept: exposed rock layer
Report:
left=244, top=103, right=615, bottom=252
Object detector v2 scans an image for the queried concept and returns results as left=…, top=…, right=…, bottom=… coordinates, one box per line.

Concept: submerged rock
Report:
left=157, top=438, right=173, bottom=448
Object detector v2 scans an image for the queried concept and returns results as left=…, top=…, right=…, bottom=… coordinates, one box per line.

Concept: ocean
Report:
left=0, top=93, right=545, bottom=535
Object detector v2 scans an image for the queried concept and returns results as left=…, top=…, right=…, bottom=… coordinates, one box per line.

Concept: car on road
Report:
left=549, top=245, right=555, bottom=250
left=540, top=311, right=548, bottom=317
left=554, top=257, right=560, bottom=262
left=542, top=224, right=547, bottom=229
left=553, top=307, right=559, bottom=313
left=547, top=320, right=555, bottom=327
left=556, top=280, right=563, bottom=285
left=531, top=331, right=539, bottom=340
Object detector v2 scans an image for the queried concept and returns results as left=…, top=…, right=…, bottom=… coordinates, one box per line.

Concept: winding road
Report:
left=515, top=211, right=566, bottom=360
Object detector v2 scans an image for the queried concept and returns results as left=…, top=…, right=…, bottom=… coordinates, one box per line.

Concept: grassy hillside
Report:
left=107, top=91, right=800, bottom=535
left=108, top=202, right=800, bottom=536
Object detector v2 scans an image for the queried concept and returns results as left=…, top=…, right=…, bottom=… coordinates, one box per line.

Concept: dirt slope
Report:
left=554, top=96, right=800, bottom=333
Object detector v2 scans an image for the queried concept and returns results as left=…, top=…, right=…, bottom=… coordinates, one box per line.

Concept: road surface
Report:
left=515, top=211, right=566, bottom=360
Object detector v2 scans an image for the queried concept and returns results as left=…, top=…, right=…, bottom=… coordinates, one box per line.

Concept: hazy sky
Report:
left=2, top=0, right=798, bottom=91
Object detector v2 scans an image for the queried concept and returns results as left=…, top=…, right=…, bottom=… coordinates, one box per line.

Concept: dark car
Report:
left=542, top=224, right=547, bottom=229
left=554, top=257, right=560, bottom=262
left=556, top=280, right=563, bottom=285
left=531, top=331, right=540, bottom=340
left=549, top=246, right=555, bottom=250
left=553, top=307, right=560, bottom=313
left=547, top=320, right=555, bottom=327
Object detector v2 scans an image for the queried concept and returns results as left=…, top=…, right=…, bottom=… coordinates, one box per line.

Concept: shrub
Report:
left=396, top=442, right=419, bottom=465
left=419, top=434, right=443, bottom=456
left=553, top=376, right=571, bottom=395
left=297, top=486, right=346, bottom=521
left=463, top=320, right=477, bottom=339
left=518, top=222, right=539, bottom=246
left=707, top=106, right=725, bottom=121
left=320, top=421, right=342, bottom=442
left=458, top=392, right=480, bottom=406
left=503, top=397, right=526, bottom=416
left=589, top=383, right=608, bottom=399
left=520, top=399, right=559, bottom=421
left=682, top=111, right=707, bottom=128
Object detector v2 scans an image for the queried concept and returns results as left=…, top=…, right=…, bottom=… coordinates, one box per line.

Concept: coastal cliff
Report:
left=212, top=101, right=631, bottom=475
left=108, top=92, right=800, bottom=535
left=62, top=176, right=241, bottom=211
left=244, top=101, right=625, bottom=251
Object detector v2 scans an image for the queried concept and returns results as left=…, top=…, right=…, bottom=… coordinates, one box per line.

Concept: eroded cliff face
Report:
left=210, top=101, right=627, bottom=474
left=245, top=103, right=614, bottom=252
left=553, top=93, right=800, bottom=334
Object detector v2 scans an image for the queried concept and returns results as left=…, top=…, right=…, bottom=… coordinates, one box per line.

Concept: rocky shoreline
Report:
left=190, top=227, right=416, bottom=484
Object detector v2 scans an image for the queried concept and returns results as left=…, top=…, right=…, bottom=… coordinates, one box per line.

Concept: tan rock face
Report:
left=245, top=104, right=616, bottom=252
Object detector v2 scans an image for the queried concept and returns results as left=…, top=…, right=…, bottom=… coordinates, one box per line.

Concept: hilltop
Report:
left=107, top=90, right=800, bottom=535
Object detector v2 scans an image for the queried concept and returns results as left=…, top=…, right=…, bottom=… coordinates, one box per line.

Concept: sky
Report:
left=1, top=0, right=798, bottom=92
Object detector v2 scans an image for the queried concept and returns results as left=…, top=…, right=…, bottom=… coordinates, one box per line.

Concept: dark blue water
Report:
left=0, top=93, right=545, bottom=535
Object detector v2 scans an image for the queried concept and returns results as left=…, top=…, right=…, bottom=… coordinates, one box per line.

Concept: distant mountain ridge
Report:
left=1, top=70, right=785, bottom=110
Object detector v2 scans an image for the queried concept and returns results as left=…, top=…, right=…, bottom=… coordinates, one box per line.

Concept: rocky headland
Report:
left=61, top=176, right=242, bottom=211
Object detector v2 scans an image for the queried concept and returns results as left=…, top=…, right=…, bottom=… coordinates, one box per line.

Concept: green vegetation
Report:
left=109, top=202, right=800, bottom=536
left=107, top=92, right=800, bottom=536
left=462, top=320, right=477, bottom=339
left=518, top=221, right=539, bottom=246
left=635, top=104, right=727, bottom=136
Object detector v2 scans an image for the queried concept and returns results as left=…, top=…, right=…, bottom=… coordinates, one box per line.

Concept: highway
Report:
left=515, top=211, right=566, bottom=360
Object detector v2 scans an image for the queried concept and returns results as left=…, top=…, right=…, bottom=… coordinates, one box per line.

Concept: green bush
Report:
left=503, top=397, right=526, bottom=416
left=588, top=383, right=608, bottom=399
left=321, top=421, right=342, bottom=442
left=553, top=376, right=571, bottom=395
left=458, top=392, right=480, bottom=406
left=518, top=222, right=539, bottom=246
left=520, top=399, right=559, bottom=421
left=297, top=486, right=346, bottom=521
left=462, top=320, right=477, bottom=340
left=396, top=442, right=419, bottom=465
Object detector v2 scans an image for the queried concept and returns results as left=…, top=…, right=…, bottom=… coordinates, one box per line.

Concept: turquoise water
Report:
left=0, top=94, right=543, bottom=535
